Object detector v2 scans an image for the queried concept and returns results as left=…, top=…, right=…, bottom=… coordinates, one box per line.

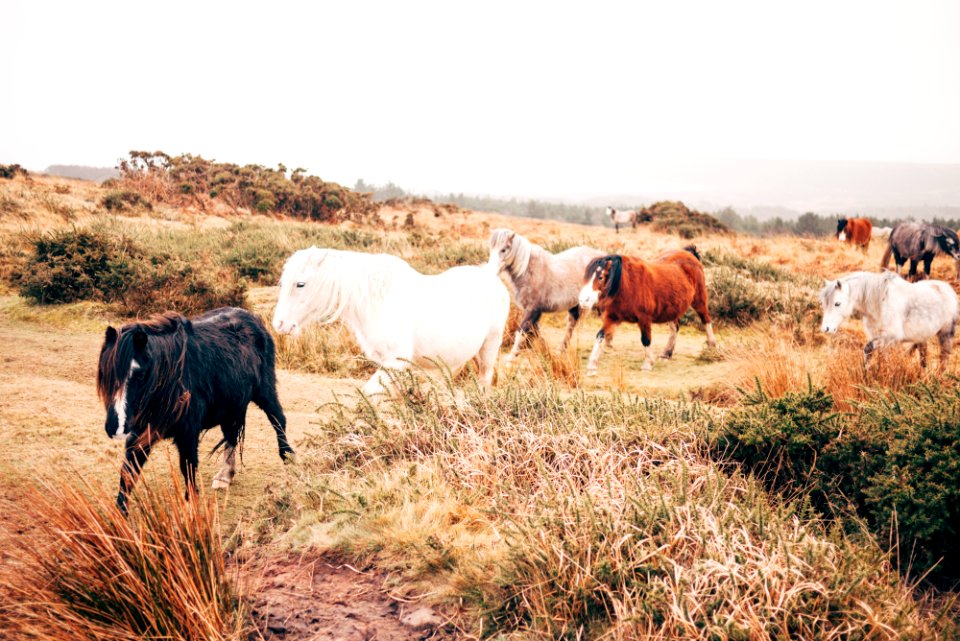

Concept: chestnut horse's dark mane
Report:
left=586, top=247, right=702, bottom=301
left=97, top=311, right=191, bottom=429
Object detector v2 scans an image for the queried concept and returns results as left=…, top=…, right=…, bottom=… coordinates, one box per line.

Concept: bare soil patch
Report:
left=247, top=552, right=456, bottom=641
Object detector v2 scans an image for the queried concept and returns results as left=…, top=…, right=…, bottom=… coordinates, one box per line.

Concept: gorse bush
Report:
left=638, top=200, right=730, bottom=237
left=101, top=189, right=151, bottom=212
left=699, top=250, right=820, bottom=329
left=14, top=227, right=245, bottom=314
left=0, top=163, right=27, bottom=179
left=714, top=380, right=960, bottom=584
left=0, top=476, right=247, bottom=641
left=116, top=151, right=376, bottom=223
left=13, top=228, right=136, bottom=304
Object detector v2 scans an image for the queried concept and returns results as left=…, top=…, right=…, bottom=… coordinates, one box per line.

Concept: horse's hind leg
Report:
left=560, top=306, right=580, bottom=351
left=939, top=328, right=955, bottom=369
left=477, top=326, right=503, bottom=387
left=909, top=343, right=928, bottom=368
left=691, top=288, right=718, bottom=348
left=253, top=388, right=295, bottom=462
left=212, top=414, right=243, bottom=490
left=660, top=322, right=679, bottom=360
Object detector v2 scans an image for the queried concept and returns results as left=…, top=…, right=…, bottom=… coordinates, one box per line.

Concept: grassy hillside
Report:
left=1, top=169, right=959, bottom=639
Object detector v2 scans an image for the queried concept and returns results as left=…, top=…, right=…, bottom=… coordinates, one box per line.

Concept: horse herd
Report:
left=96, top=224, right=960, bottom=511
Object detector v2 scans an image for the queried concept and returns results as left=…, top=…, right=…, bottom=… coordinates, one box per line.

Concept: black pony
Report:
left=97, top=307, right=295, bottom=513
left=881, top=221, right=960, bottom=281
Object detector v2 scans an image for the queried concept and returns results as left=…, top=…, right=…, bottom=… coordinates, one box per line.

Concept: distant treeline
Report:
left=44, top=165, right=120, bottom=182
left=354, top=180, right=609, bottom=226
left=715, top=207, right=960, bottom=236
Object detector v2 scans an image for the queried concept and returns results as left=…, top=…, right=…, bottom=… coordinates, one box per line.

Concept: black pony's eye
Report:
left=296, top=281, right=305, bottom=288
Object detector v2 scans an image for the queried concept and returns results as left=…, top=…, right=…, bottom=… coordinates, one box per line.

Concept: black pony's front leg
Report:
left=174, top=427, right=200, bottom=501
left=117, top=428, right=159, bottom=515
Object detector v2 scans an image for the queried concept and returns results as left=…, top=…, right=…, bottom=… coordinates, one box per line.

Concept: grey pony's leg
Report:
left=560, top=306, right=580, bottom=351
left=505, top=309, right=543, bottom=366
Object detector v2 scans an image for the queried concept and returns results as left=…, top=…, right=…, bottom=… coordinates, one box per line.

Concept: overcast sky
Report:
left=2, top=1, right=959, bottom=201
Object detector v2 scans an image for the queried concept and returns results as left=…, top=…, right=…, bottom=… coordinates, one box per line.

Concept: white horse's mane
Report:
left=284, top=247, right=411, bottom=327
left=826, top=271, right=893, bottom=317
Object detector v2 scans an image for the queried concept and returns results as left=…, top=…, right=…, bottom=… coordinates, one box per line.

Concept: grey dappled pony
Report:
left=881, top=221, right=960, bottom=281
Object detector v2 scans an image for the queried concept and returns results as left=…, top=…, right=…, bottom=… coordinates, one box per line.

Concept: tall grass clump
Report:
left=262, top=379, right=951, bottom=639
left=0, top=476, right=246, bottom=641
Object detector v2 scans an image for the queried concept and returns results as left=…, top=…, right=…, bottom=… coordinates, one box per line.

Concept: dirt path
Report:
left=248, top=552, right=455, bottom=641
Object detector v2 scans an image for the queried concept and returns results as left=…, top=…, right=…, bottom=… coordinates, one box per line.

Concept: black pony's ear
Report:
left=132, top=329, right=148, bottom=353
left=104, top=326, right=117, bottom=345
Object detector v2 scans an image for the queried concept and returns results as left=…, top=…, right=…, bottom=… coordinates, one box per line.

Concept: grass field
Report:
left=1, top=173, right=959, bottom=640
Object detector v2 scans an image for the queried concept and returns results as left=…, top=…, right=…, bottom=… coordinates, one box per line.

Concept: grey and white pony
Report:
left=273, top=247, right=510, bottom=395
left=871, top=226, right=892, bottom=239
left=488, top=229, right=603, bottom=365
left=606, top=207, right=638, bottom=233
left=820, top=271, right=959, bottom=367
left=881, top=221, right=960, bottom=281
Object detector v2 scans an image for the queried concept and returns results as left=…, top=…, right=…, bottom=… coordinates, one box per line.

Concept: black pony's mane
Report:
left=97, top=312, right=192, bottom=429
left=584, top=255, right=623, bottom=298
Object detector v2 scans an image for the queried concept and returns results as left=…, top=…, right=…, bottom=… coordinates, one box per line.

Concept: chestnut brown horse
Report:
left=578, top=246, right=717, bottom=375
left=837, top=217, right=872, bottom=251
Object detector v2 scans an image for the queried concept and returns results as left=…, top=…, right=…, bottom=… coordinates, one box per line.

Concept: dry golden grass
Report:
left=0, top=471, right=246, bottom=641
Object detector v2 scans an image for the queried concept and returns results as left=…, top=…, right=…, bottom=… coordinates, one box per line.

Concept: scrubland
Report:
left=1, top=169, right=959, bottom=640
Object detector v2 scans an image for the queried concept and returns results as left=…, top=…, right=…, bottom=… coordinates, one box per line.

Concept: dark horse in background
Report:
left=97, top=307, right=295, bottom=513
left=836, top=217, right=872, bottom=252
left=577, top=246, right=717, bottom=375
left=881, top=221, right=960, bottom=281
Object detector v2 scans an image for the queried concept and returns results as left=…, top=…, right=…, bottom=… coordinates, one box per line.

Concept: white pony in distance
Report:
left=820, top=271, right=959, bottom=367
left=273, top=247, right=510, bottom=395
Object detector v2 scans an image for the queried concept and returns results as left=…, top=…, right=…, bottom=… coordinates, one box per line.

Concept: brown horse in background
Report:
left=577, top=246, right=717, bottom=375
left=837, top=217, right=872, bottom=251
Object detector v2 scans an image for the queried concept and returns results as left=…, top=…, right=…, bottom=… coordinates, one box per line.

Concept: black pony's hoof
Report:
left=280, top=448, right=297, bottom=465
left=116, top=496, right=129, bottom=516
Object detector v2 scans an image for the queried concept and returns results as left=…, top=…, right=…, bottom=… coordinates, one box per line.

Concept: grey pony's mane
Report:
left=490, top=229, right=542, bottom=279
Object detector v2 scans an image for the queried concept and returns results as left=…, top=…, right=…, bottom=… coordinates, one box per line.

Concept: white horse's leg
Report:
left=477, top=327, right=503, bottom=387
left=363, top=357, right=411, bottom=396
left=211, top=445, right=236, bottom=490
left=661, top=322, right=679, bottom=359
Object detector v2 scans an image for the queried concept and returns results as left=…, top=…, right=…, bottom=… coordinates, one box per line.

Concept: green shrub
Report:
left=714, top=381, right=960, bottom=583
left=0, top=163, right=27, bottom=179
left=101, top=189, right=152, bottom=212
left=14, top=227, right=246, bottom=315
left=13, top=228, right=136, bottom=304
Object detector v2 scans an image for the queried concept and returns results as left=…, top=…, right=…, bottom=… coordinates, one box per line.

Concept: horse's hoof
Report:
left=659, top=354, right=673, bottom=361
left=586, top=369, right=598, bottom=377
left=281, top=450, right=297, bottom=465
left=211, top=478, right=230, bottom=490
left=641, top=362, right=653, bottom=371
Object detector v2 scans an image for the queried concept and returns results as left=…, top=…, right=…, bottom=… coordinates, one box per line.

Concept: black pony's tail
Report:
left=683, top=245, right=702, bottom=262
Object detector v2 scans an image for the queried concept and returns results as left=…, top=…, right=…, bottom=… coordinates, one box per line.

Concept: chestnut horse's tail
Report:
left=682, top=245, right=702, bottom=262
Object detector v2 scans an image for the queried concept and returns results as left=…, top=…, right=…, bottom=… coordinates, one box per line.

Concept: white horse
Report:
left=606, top=207, right=638, bottom=233
left=872, top=226, right=893, bottom=239
left=273, top=247, right=510, bottom=395
left=820, top=271, right=959, bottom=367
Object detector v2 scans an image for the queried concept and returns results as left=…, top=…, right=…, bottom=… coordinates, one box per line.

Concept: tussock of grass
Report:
left=253, top=379, right=950, bottom=639
left=0, top=474, right=246, bottom=641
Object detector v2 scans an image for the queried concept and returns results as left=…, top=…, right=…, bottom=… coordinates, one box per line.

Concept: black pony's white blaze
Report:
left=112, top=360, right=140, bottom=440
